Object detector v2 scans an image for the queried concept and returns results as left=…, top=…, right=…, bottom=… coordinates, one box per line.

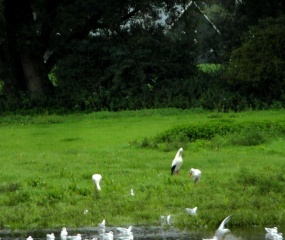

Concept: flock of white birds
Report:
left=25, top=222, right=133, bottom=240
left=23, top=148, right=282, bottom=240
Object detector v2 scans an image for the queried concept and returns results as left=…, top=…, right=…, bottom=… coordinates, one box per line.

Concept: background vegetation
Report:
left=0, top=109, right=285, bottom=232
left=0, top=0, right=284, bottom=113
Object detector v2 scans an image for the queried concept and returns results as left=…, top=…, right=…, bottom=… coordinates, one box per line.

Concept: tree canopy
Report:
left=0, top=0, right=284, bottom=112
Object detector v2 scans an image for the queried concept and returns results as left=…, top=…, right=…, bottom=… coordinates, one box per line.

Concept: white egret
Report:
left=265, top=227, right=278, bottom=234
left=27, top=236, right=33, bottom=240
left=47, top=233, right=55, bottom=240
left=102, top=231, right=113, bottom=240
left=60, top=227, right=68, bottom=240
left=265, top=232, right=283, bottom=240
left=160, top=215, right=166, bottom=227
left=189, top=168, right=201, bottom=184
left=118, top=232, right=133, bottom=240
left=98, top=219, right=106, bottom=227
left=98, top=219, right=106, bottom=234
left=215, top=214, right=232, bottom=239
left=203, top=214, right=232, bottom=240
left=92, top=174, right=102, bottom=191
left=171, top=148, right=183, bottom=175
left=185, top=207, right=198, bottom=216
left=265, top=227, right=282, bottom=240
left=117, top=226, right=132, bottom=236
left=166, top=215, right=171, bottom=225
left=67, top=234, right=81, bottom=240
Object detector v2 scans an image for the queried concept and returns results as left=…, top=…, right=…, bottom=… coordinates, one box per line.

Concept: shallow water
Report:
left=0, top=226, right=281, bottom=240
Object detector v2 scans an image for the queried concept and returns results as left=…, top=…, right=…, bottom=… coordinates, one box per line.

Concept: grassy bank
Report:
left=0, top=108, right=285, bottom=231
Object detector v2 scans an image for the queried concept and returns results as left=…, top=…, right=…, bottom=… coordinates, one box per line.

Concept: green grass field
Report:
left=0, top=108, right=285, bottom=231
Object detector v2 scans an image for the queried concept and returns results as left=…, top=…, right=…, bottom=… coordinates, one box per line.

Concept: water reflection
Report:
left=0, top=226, right=282, bottom=240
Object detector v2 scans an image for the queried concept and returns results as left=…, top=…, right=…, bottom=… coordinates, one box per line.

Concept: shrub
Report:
left=228, top=127, right=267, bottom=146
left=139, top=120, right=285, bottom=150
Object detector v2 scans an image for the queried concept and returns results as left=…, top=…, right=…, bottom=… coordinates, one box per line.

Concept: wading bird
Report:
left=102, top=231, right=113, bottom=240
left=265, top=227, right=278, bottom=234
left=171, top=148, right=183, bottom=175
left=117, top=226, right=132, bottom=236
left=60, top=228, right=68, bottom=240
left=265, top=227, right=282, bottom=240
left=92, top=174, right=102, bottom=191
left=185, top=207, right=198, bottom=216
left=189, top=168, right=201, bottom=184
left=67, top=234, right=81, bottom=240
left=203, top=214, right=232, bottom=240
left=166, top=215, right=171, bottom=225
left=118, top=232, right=133, bottom=240
left=98, top=219, right=106, bottom=234
left=47, top=233, right=55, bottom=240
left=265, top=231, right=283, bottom=240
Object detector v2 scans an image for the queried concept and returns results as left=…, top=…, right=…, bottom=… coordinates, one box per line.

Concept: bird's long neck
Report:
left=96, top=182, right=101, bottom=190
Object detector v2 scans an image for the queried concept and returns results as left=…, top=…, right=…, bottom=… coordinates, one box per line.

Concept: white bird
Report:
left=102, top=231, right=113, bottom=240
left=215, top=214, right=232, bottom=240
left=266, top=232, right=283, bottom=240
left=166, top=215, right=171, bottom=225
left=265, top=227, right=278, bottom=234
left=265, top=227, right=282, bottom=240
left=47, top=233, right=55, bottom=240
left=98, top=219, right=106, bottom=234
left=189, top=168, right=201, bottom=184
left=160, top=215, right=166, bottom=227
left=92, top=174, right=102, bottom=191
left=117, top=226, right=132, bottom=236
left=27, top=236, right=33, bottom=240
left=118, top=232, right=133, bottom=240
left=60, top=228, right=68, bottom=240
left=203, top=215, right=232, bottom=240
left=185, top=207, right=198, bottom=216
left=274, top=232, right=283, bottom=240
left=171, top=148, right=183, bottom=175
left=98, top=219, right=106, bottom=226
left=67, top=234, right=81, bottom=240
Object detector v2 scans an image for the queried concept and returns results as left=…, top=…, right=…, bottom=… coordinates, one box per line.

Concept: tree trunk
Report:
left=3, top=0, right=53, bottom=99
left=20, top=50, right=52, bottom=95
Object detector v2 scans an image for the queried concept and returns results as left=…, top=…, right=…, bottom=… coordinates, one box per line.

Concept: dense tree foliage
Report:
left=224, top=17, right=285, bottom=106
left=0, top=0, right=284, bottom=112
left=54, top=24, right=198, bottom=110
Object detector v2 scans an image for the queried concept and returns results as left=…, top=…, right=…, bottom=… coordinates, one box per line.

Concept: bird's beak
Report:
left=189, top=173, right=192, bottom=178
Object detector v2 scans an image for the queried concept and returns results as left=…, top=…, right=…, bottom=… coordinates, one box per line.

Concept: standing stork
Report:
left=171, top=148, right=183, bottom=175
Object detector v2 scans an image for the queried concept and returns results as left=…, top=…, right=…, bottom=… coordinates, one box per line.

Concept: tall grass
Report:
left=0, top=109, right=284, bottom=231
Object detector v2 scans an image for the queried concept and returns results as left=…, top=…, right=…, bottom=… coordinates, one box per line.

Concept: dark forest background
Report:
left=0, top=0, right=284, bottom=113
